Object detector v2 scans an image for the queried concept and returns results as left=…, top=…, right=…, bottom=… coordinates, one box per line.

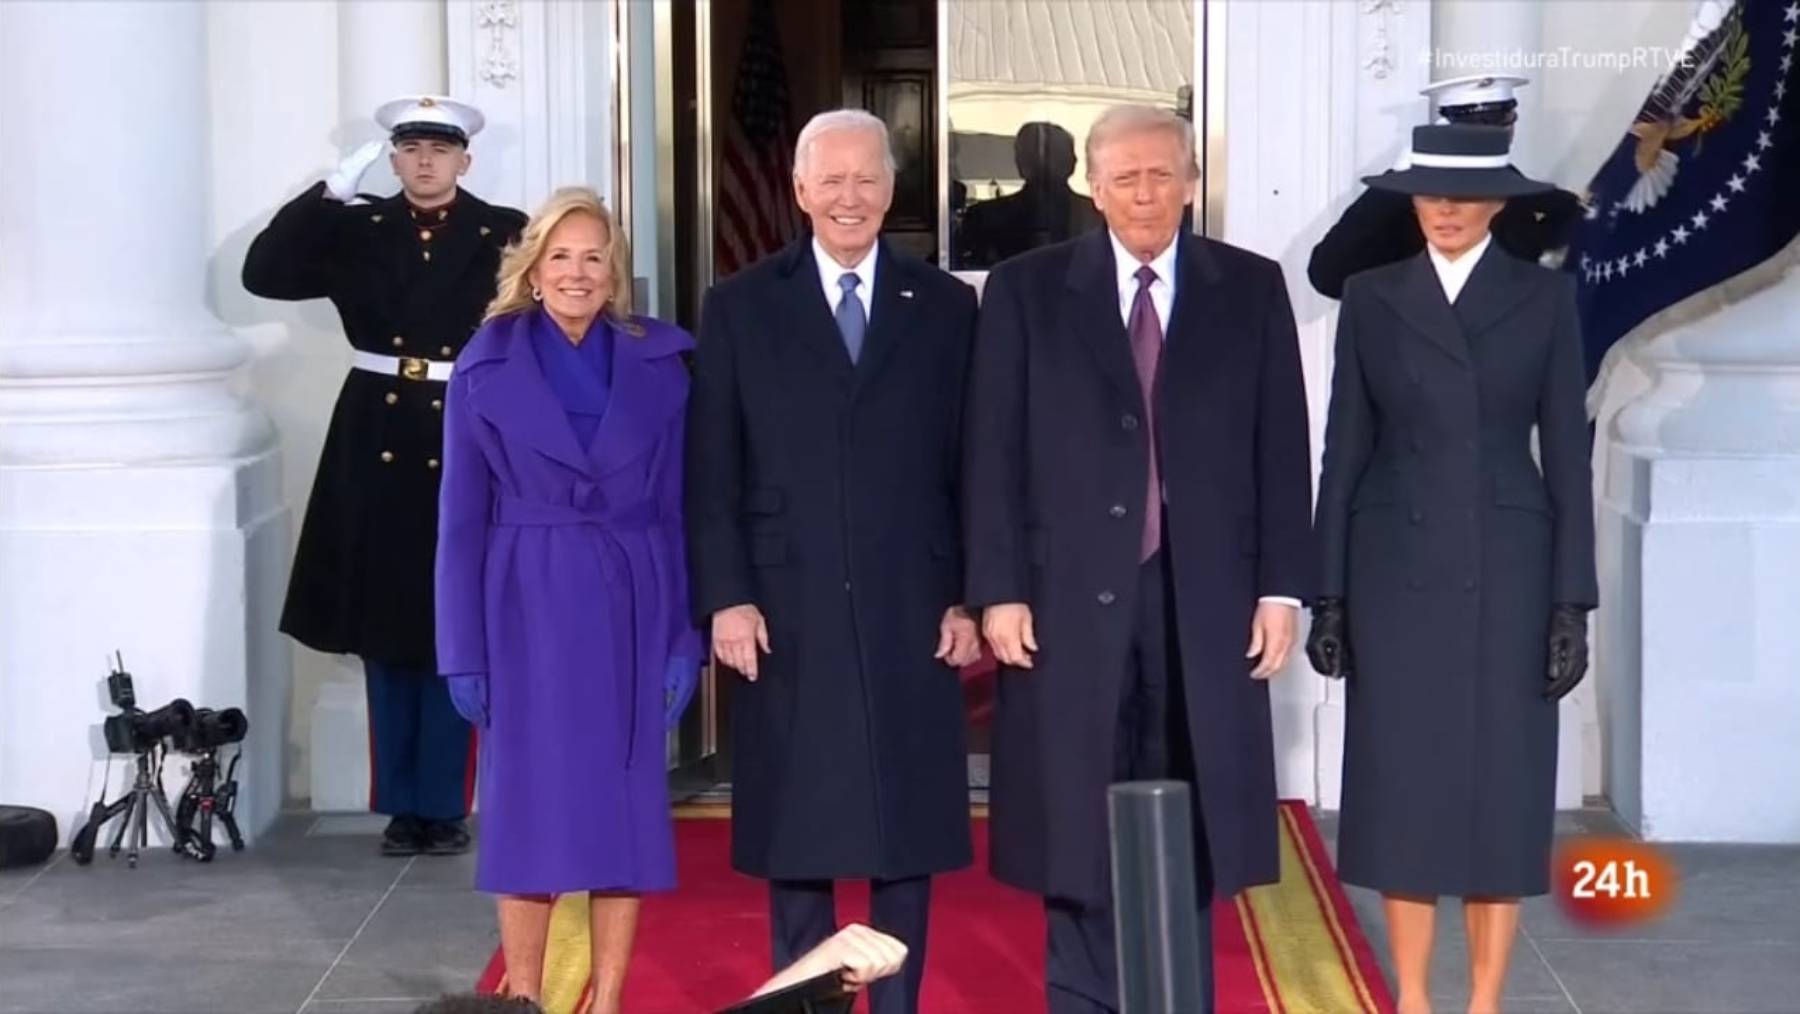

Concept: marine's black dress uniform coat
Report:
left=243, top=182, right=526, bottom=669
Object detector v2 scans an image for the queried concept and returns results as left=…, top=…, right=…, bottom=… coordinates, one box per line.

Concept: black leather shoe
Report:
left=380, top=815, right=424, bottom=856
left=422, top=819, right=471, bottom=856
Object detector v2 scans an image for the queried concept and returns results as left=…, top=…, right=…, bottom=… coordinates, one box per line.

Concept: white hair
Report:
left=793, top=108, right=897, bottom=178
left=1085, top=104, right=1199, bottom=180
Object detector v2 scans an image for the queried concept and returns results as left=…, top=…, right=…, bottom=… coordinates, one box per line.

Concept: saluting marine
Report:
left=243, top=96, right=526, bottom=857
left=1308, top=75, right=1585, bottom=300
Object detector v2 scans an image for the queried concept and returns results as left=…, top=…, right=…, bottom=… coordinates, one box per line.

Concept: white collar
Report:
left=813, top=238, right=878, bottom=300
left=1427, top=231, right=1492, bottom=303
left=1109, top=230, right=1180, bottom=291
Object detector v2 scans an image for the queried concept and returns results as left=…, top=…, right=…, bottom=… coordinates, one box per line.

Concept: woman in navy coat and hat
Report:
left=434, top=186, right=700, bottom=1012
left=1306, top=124, right=1596, bottom=1014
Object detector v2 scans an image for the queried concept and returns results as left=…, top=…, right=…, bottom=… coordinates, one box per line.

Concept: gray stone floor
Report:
left=2, top=807, right=1797, bottom=1013
left=1317, top=810, right=1800, bottom=1014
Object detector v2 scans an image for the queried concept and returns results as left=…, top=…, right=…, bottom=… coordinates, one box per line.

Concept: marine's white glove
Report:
left=323, top=140, right=386, bottom=203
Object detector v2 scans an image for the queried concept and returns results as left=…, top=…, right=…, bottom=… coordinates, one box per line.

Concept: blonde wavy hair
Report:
left=485, top=186, right=638, bottom=331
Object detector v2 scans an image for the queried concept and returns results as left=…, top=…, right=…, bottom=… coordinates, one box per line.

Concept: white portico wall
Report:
left=0, top=0, right=284, bottom=841
left=1221, top=0, right=1432, bottom=807
left=1599, top=267, right=1800, bottom=842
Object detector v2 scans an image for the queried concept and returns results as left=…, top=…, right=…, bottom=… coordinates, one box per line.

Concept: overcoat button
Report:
left=427, top=459, right=440, bottom=470
left=440, top=346, right=453, bottom=356
left=379, top=451, right=395, bottom=463
left=1097, top=590, right=1116, bottom=606
left=1120, top=414, right=1139, bottom=431
left=431, top=399, right=443, bottom=411
left=384, top=392, right=399, bottom=405
left=391, top=335, right=405, bottom=348
left=1109, top=504, right=1128, bottom=518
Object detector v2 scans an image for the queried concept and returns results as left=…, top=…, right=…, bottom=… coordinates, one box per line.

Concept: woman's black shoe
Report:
left=423, top=819, right=471, bottom=856
left=380, top=815, right=424, bottom=856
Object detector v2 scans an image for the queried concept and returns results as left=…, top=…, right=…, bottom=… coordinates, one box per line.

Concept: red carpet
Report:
left=477, top=804, right=1392, bottom=1013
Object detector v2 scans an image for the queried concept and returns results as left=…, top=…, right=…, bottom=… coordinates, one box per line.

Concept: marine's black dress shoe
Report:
left=422, top=818, right=471, bottom=856
left=380, top=815, right=425, bottom=856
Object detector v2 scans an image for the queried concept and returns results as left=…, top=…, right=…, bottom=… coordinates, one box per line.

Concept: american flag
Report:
left=716, top=0, right=804, bottom=278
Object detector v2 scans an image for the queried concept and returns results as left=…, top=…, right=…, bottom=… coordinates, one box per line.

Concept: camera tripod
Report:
left=174, top=748, right=243, bottom=862
left=71, top=746, right=180, bottom=868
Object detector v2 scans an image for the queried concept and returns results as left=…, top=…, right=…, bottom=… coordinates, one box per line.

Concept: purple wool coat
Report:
left=436, top=307, right=699, bottom=895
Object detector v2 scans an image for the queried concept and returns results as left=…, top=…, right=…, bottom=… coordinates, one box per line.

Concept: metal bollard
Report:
left=1109, top=780, right=1205, bottom=1014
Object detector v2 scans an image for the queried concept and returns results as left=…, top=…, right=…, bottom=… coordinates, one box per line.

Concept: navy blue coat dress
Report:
left=1315, top=246, right=1597, bottom=897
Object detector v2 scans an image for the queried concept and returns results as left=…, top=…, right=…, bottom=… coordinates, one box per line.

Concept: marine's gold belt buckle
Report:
left=399, top=357, right=429, bottom=381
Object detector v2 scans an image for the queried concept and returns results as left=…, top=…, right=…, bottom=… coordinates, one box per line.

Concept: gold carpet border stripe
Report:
left=1280, top=805, right=1381, bottom=1014
left=1235, top=892, right=1285, bottom=1013
left=1239, top=813, right=1366, bottom=1014
left=541, top=893, right=596, bottom=1014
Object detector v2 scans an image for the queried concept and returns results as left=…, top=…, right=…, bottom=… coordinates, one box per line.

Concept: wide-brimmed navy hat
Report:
left=1362, top=124, right=1552, bottom=198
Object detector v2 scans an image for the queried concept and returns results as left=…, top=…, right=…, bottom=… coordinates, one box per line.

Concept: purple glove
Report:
left=445, top=673, right=489, bottom=728
left=665, top=656, right=699, bottom=729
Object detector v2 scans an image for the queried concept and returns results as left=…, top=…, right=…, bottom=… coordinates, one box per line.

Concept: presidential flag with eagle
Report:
left=1567, top=0, right=1800, bottom=386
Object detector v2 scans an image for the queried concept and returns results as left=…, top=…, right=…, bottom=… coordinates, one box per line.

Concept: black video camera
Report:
left=173, top=707, right=249, bottom=754
left=100, top=661, right=194, bottom=755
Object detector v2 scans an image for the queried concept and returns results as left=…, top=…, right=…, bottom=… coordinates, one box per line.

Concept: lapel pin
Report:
left=900, top=289, right=915, bottom=299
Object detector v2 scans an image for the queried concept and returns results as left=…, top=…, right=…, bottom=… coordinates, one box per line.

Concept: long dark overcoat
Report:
left=242, top=182, right=526, bottom=669
left=963, top=229, right=1315, bottom=905
left=1315, top=247, right=1596, bottom=897
left=685, top=239, right=978, bottom=881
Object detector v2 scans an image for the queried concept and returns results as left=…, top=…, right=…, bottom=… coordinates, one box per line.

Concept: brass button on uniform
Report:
left=1109, top=504, right=1128, bottom=519
left=439, top=346, right=453, bottom=356
left=1097, top=590, right=1117, bottom=606
left=384, top=392, right=399, bottom=405
left=431, top=399, right=443, bottom=411
left=419, top=229, right=433, bottom=242
left=427, top=458, right=440, bottom=470
left=1120, top=414, right=1139, bottom=432
left=379, top=451, right=395, bottom=463
left=391, top=335, right=405, bottom=348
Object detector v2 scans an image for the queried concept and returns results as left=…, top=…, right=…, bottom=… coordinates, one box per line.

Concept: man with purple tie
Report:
left=963, top=104, right=1315, bottom=1013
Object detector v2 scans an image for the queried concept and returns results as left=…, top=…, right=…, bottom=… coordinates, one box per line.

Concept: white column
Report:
left=291, top=0, right=451, bottom=814
left=0, top=0, right=285, bottom=842
left=1221, top=0, right=1430, bottom=807
left=1599, top=269, right=1800, bottom=842
left=1430, top=0, right=1547, bottom=170
left=339, top=0, right=448, bottom=195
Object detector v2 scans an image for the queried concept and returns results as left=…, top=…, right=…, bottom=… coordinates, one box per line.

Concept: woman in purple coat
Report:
left=434, top=186, right=700, bottom=1012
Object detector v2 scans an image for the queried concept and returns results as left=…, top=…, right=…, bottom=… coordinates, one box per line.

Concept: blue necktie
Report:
left=835, top=272, right=866, bottom=363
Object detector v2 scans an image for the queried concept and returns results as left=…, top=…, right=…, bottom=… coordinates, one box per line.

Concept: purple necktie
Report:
left=1128, top=265, right=1163, bottom=562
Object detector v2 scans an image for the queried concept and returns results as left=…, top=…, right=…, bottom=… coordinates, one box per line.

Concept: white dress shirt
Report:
left=814, top=239, right=879, bottom=321
left=1428, top=232, right=1492, bottom=304
left=1110, top=231, right=1178, bottom=334
left=1107, top=230, right=1301, bottom=612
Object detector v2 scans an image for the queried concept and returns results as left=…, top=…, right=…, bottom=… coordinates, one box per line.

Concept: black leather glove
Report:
left=1545, top=604, right=1590, bottom=701
left=1305, top=597, right=1352, bottom=679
